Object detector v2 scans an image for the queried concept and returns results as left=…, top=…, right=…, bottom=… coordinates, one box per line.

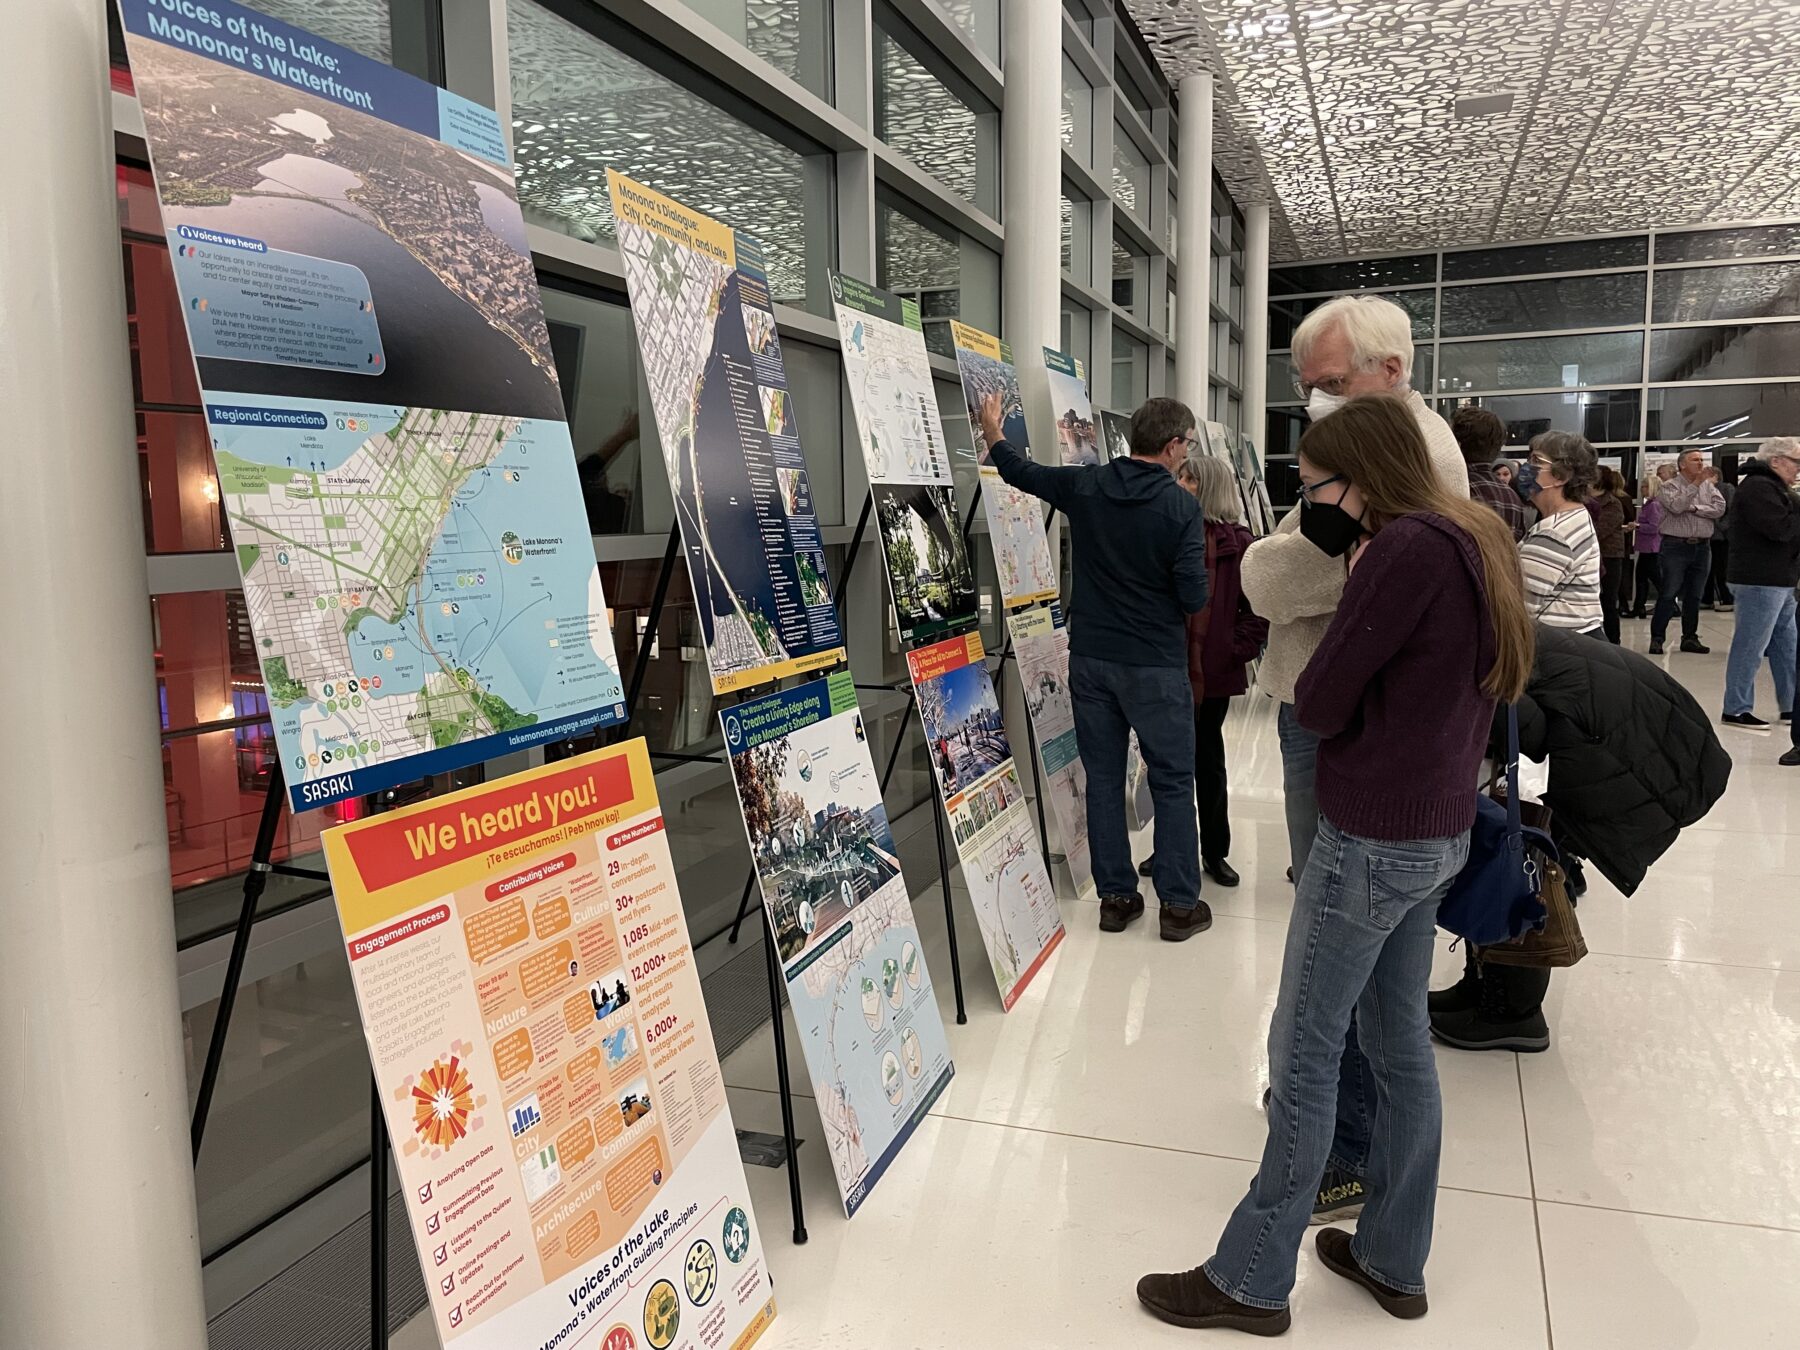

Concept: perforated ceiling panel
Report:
left=1125, top=0, right=1800, bottom=261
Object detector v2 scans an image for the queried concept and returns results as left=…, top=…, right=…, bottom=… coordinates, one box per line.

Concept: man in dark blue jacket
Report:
left=979, top=393, right=1211, bottom=939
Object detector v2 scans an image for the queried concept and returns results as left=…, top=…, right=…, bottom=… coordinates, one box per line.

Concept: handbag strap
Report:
left=1502, top=702, right=1523, bottom=843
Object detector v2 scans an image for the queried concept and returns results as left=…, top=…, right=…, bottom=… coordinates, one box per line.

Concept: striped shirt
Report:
left=1519, top=506, right=1603, bottom=632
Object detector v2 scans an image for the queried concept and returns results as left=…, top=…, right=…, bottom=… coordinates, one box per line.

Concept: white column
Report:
left=1175, top=72, right=1214, bottom=411
left=0, top=5, right=209, bottom=1349
left=1001, top=0, right=1063, bottom=362
left=1242, top=201, right=1272, bottom=461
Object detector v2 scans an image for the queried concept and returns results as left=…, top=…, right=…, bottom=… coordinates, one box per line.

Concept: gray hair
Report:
left=1756, top=437, right=1800, bottom=463
left=1529, top=431, right=1597, bottom=502
left=1290, top=295, right=1415, bottom=385
left=1180, top=450, right=1242, bottom=524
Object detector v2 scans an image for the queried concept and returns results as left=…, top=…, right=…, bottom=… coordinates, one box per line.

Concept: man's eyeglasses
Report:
left=1291, top=372, right=1354, bottom=400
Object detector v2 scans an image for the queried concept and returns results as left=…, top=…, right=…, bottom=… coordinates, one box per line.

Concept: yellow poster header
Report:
left=949, top=319, right=1002, bottom=361
left=606, top=169, right=737, bottom=270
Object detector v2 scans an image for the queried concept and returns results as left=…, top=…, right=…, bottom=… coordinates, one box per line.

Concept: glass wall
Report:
left=110, top=0, right=1227, bottom=1298
left=1266, top=221, right=1800, bottom=509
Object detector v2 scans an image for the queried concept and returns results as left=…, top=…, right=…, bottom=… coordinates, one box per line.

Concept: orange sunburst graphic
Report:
left=411, top=1055, right=475, bottom=1150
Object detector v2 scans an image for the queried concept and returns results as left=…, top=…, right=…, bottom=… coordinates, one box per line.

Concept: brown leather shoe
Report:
left=1159, top=900, right=1214, bottom=942
left=1136, top=1266, right=1290, bottom=1335
left=1314, top=1229, right=1427, bottom=1319
left=1099, top=893, right=1145, bottom=932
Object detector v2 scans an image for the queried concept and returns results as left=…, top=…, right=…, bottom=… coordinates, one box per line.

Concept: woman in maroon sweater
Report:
left=1139, top=396, right=1533, bottom=1335
left=1137, top=452, right=1269, bottom=887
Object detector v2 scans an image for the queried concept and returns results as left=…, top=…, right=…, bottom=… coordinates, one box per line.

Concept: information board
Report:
left=950, top=321, right=1060, bottom=609
left=721, top=673, right=956, bottom=1215
left=906, top=633, right=1065, bottom=1010
left=1043, top=348, right=1100, bottom=466
left=118, top=0, right=626, bottom=810
left=832, top=273, right=979, bottom=648
left=1004, top=604, right=1097, bottom=904
left=321, top=743, right=775, bottom=1350
left=610, top=171, right=848, bottom=694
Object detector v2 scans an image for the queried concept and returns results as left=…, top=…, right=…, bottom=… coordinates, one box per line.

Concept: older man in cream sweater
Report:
left=1241, top=293, right=1468, bottom=1220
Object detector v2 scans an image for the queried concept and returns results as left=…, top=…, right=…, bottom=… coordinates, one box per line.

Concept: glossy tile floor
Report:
left=396, top=611, right=1800, bottom=1348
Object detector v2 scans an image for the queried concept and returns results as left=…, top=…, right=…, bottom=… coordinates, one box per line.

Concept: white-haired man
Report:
left=1238, top=294, right=1467, bottom=1224
left=1721, top=438, right=1800, bottom=730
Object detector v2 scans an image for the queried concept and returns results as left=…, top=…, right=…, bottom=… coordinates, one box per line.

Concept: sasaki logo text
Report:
left=600, top=1326, right=637, bottom=1350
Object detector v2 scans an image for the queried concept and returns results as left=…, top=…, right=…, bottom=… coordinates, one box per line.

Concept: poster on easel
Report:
left=1003, top=604, right=1097, bottom=904
left=609, top=170, right=847, bottom=694
left=320, top=743, right=776, bottom=1349
left=115, top=0, right=627, bottom=811
left=950, top=321, right=1060, bottom=608
left=1043, top=348, right=1100, bottom=466
left=720, top=673, right=955, bottom=1217
left=831, top=273, right=979, bottom=648
left=907, top=633, right=1065, bottom=1010
left=1096, top=408, right=1133, bottom=462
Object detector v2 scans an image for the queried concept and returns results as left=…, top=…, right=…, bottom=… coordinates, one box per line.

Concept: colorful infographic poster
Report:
left=950, top=321, right=1060, bottom=609
left=831, top=273, right=979, bottom=648
left=609, top=171, right=847, bottom=694
left=906, top=634, right=1065, bottom=1010
left=1043, top=348, right=1100, bottom=466
left=320, top=743, right=775, bottom=1350
left=1097, top=408, right=1134, bottom=462
left=721, top=673, right=956, bottom=1216
left=118, top=0, right=626, bottom=811
left=1004, top=604, right=1097, bottom=904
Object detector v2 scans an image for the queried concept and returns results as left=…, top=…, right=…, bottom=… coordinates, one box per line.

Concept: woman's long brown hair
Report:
left=1298, top=395, right=1533, bottom=702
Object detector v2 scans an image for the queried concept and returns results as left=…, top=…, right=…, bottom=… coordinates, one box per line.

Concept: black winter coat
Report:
left=1507, top=624, right=1731, bottom=896
left=1726, top=459, right=1800, bottom=588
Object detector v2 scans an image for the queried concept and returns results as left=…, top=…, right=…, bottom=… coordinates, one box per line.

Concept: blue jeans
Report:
left=1723, top=584, right=1798, bottom=717
left=1070, top=653, right=1199, bottom=908
left=1651, top=538, right=1713, bottom=643
left=1277, top=703, right=1374, bottom=1177
left=1205, top=816, right=1470, bottom=1309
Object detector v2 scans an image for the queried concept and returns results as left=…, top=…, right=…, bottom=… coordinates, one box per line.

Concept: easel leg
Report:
left=1021, top=711, right=1052, bottom=861
left=877, top=686, right=916, bottom=795
left=614, top=526, right=681, bottom=743
left=370, top=1076, right=388, bottom=1349
left=761, top=911, right=808, bottom=1243
left=832, top=494, right=874, bottom=622
left=191, top=766, right=287, bottom=1158
left=931, top=793, right=967, bottom=1025
left=726, top=870, right=757, bottom=945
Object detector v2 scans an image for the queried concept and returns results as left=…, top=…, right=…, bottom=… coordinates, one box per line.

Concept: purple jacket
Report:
left=1635, top=498, right=1663, bottom=554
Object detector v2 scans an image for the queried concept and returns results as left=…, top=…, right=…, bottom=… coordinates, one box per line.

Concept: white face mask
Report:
left=1306, top=388, right=1349, bottom=421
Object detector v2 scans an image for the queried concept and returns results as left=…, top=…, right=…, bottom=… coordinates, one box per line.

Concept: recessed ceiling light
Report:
left=1454, top=91, right=1516, bottom=119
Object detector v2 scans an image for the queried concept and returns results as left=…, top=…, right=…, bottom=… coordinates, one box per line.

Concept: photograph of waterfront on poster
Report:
left=721, top=675, right=955, bottom=1215
left=950, top=321, right=1058, bottom=609
left=871, top=484, right=978, bottom=647
left=1006, top=604, right=1097, bottom=903
left=610, top=170, right=846, bottom=693
left=1044, top=348, right=1099, bottom=466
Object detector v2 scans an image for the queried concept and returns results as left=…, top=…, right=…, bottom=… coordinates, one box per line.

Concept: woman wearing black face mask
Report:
left=1514, top=432, right=1603, bottom=637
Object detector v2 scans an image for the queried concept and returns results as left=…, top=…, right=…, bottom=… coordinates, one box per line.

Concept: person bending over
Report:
left=1137, top=394, right=1532, bottom=1336
left=979, top=393, right=1211, bottom=941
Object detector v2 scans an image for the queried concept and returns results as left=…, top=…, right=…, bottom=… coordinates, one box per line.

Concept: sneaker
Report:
left=1719, top=602, right=1735, bottom=613
left=1315, top=1229, right=1428, bottom=1320
left=1648, top=640, right=1665, bottom=655
left=1203, top=858, right=1240, bottom=887
left=1781, top=711, right=1793, bottom=724
left=1159, top=900, right=1213, bottom=942
left=1312, top=1166, right=1369, bottom=1225
left=1137, top=856, right=1154, bottom=878
left=1780, top=746, right=1800, bottom=767
left=1135, top=1267, right=1291, bottom=1335
left=1723, top=712, right=1770, bottom=729
left=1429, top=1001, right=1551, bottom=1052
left=1680, top=637, right=1711, bottom=654
left=1098, top=893, right=1145, bottom=933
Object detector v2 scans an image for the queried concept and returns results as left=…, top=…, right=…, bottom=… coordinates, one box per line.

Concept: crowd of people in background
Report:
left=986, top=288, right=1779, bottom=1335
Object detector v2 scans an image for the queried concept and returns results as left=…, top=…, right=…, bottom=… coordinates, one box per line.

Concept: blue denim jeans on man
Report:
left=1723, top=584, right=1798, bottom=717
left=1651, top=537, right=1713, bottom=643
left=1203, top=816, right=1470, bottom=1309
left=1070, top=654, right=1198, bottom=908
left=1277, top=702, right=1375, bottom=1176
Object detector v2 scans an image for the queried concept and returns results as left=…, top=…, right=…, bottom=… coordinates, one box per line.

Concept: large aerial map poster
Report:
left=609, top=170, right=847, bottom=694
left=721, top=674, right=955, bottom=1216
left=831, top=273, right=978, bottom=649
left=118, top=0, right=625, bottom=811
left=321, top=743, right=776, bottom=1350
left=906, top=634, right=1065, bottom=1010
left=950, top=321, right=1060, bottom=610
left=1004, top=604, right=1097, bottom=904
